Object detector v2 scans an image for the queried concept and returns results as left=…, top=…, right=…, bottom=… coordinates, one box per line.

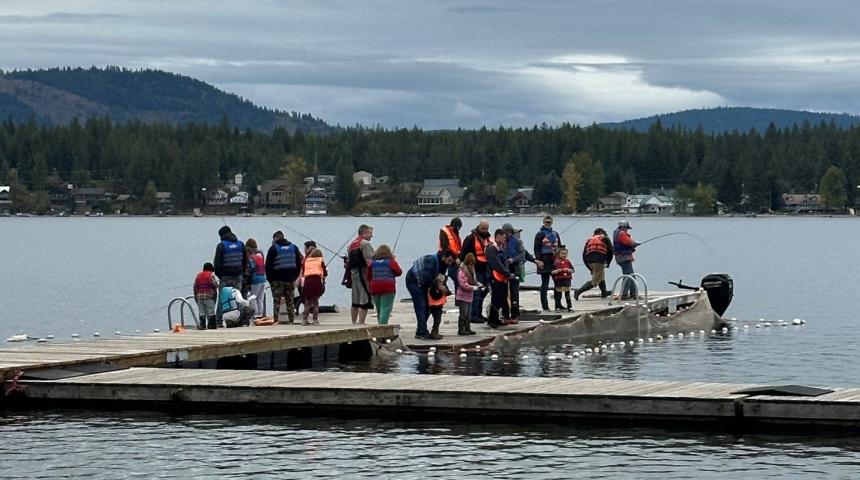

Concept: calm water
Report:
left=2, top=215, right=859, bottom=477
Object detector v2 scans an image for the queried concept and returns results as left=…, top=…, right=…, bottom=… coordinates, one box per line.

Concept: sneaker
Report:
left=555, top=308, right=562, bottom=313
left=504, top=318, right=519, bottom=325
left=414, top=333, right=430, bottom=340
left=573, top=290, right=581, bottom=301
left=428, top=332, right=443, bottom=340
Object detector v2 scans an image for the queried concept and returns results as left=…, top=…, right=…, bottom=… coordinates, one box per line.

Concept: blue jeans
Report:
left=406, top=274, right=430, bottom=336
left=620, top=261, right=638, bottom=298
left=470, top=268, right=490, bottom=320
left=447, top=263, right=459, bottom=296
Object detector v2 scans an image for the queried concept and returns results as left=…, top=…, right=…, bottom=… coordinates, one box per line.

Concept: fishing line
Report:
left=268, top=219, right=338, bottom=256
left=392, top=210, right=411, bottom=252
left=638, top=231, right=709, bottom=248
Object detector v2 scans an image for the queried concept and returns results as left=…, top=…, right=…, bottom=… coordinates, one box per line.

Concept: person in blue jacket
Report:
left=405, top=250, right=457, bottom=340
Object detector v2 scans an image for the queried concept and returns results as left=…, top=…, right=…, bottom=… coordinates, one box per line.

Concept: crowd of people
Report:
left=191, top=218, right=641, bottom=337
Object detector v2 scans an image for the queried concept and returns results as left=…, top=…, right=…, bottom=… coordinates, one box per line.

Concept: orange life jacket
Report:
left=428, top=289, right=447, bottom=307
left=492, top=268, right=508, bottom=282
left=438, top=225, right=462, bottom=255
left=303, top=257, right=325, bottom=278
left=473, top=235, right=488, bottom=263
left=585, top=235, right=608, bottom=255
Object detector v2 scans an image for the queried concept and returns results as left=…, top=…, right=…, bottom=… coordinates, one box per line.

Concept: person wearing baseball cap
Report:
left=502, top=222, right=541, bottom=321
left=613, top=220, right=640, bottom=299
left=533, top=214, right=562, bottom=311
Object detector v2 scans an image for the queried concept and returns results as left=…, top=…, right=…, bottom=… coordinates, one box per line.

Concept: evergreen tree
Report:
left=335, top=157, right=358, bottom=210
left=139, top=180, right=158, bottom=214
left=819, top=165, right=847, bottom=210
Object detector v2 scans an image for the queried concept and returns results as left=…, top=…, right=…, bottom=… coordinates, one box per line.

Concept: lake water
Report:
left=2, top=215, right=859, bottom=477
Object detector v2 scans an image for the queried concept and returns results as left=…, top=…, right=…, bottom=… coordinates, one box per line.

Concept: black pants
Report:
left=489, top=279, right=510, bottom=325
left=539, top=273, right=552, bottom=310
left=508, top=277, right=520, bottom=318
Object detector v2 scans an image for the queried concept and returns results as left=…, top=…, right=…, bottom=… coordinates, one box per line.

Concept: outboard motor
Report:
left=700, top=273, right=733, bottom=316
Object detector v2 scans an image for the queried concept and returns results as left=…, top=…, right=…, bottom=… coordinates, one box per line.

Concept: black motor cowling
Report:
left=701, top=273, right=733, bottom=316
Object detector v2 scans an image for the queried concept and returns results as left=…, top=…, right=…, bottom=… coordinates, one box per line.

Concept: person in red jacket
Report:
left=552, top=247, right=574, bottom=312
left=367, top=244, right=402, bottom=325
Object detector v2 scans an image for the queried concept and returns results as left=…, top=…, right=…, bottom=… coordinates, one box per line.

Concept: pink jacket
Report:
left=456, top=268, right=480, bottom=303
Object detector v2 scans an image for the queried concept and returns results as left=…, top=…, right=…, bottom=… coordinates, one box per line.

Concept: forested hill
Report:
left=0, top=67, right=331, bottom=133
left=601, top=107, right=860, bottom=133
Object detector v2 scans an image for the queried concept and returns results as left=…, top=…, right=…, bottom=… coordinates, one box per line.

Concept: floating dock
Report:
left=0, top=289, right=699, bottom=382
left=9, top=369, right=860, bottom=431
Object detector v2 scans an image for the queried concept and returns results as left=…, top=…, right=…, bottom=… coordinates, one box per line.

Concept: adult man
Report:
left=613, top=220, right=640, bottom=299
left=533, top=215, right=562, bottom=311
left=502, top=222, right=541, bottom=320
left=213, top=225, right=246, bottom=289
left=265, top=230, right=303, bottom=324
left=486, top=229, right=516, bottom=328
left=438, top=217, right=463, bottom=290
left=347, top=224, right=375, bottom=324
left=574, top=228, right=614, bottom=300
left=405, top=250, right=457, bottom=339
left=459, top=220, right=491, bottom=323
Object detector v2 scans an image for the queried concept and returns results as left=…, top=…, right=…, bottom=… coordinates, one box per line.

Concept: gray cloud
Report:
left=2, top=0, right=860, bottom=127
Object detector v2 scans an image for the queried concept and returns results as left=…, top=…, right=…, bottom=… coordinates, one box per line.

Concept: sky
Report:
left=1, top=0, right=859, bottom=129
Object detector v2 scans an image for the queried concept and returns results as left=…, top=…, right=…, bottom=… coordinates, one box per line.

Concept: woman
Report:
left=367, top=244, right=402, bottom=325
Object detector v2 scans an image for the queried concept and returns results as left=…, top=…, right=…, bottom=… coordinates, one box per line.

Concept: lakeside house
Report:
left=72, top=187, right=107, bottom=211
left=0, top=186, right=10, bottom=208
left=508, top=187, right=533, bottom=211
left=781, top=193, right=824, bottom=213
left=623, top=194, right=675, bottom=214
left=206, top=189, right=229, bottom=206
left=417, top=179, right=464, bottom=206
left=596, top=192, right=628, bottom=213
left=259, top=180, right=294, bottom=209
left=353, top=171, right=373, bottom=188
left=155, top=192, right=174, bottom=208
left=305, top=187, right=328, bottom=215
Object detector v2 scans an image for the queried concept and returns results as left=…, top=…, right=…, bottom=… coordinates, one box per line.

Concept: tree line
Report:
left=1, top=116, right=858, bottom=213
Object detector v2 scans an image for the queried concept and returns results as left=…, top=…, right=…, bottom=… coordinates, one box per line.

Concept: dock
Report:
left=9, top=368, right=860, bottom=431
left=0, top=289, right=700, bottom=382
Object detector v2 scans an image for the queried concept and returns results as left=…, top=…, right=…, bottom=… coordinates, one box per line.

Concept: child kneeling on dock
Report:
left=300, top=248, right=328, bottom=326
left=220, top=285, right=256, bottom=328
left=552, top=247, right=574, bottom=312
left=193, top=262, right=220, bottom=330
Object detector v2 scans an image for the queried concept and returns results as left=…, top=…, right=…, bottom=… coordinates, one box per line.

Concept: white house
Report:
left=207, top=189, right=229, bottom=206
left=229, top=191, right=250, bottom=205
left=417, top=179, right=465, bottom=206
left=0, top=186, right=10, bottom=205
left=353, top=171, right=373, bottom=188
left=781, top=193, right=824, bottom=212
left=305, top=187, right=328, bottom=215
left=623, top=194, right=674, bottom=214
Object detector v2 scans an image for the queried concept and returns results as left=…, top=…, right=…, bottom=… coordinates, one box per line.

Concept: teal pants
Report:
left=372, top=293, right=395, bottom=325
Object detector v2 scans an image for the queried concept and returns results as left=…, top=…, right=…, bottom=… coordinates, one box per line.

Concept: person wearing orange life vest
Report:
left=459, top=220, right=491, bottom=323
left=574, top=228, right=614, bottom=300
left=193, top=262, right=220, bottom=330
left=485, top=228, right=516, bottom=328
left=300, top=248, right=328, bottom=325
left=427, top=274, right=450, bottom=340
left=438, top=217, right=463, bottom=292
left=613, top=220, right=640, bottom=300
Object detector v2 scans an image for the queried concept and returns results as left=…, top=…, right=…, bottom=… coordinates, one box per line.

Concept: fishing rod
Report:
left=392, top=210, right=411, bottom=252
left=269, top=220, right=338, bottom=256
left=637, top=231, right=709, bottom=247
left=327, top=233, right=354, bottom=264
left=558, top=216, right=585, bottom=235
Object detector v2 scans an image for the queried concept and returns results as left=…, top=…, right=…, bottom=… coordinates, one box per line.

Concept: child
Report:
left=455, top=253, right=480, bottom=335
left=427, top=274, right=449, bottom=340
left=193, top=262, right=220, bottom=330
left=367, top=244, right=402, bottom=325
left=552, top=247, right=574, bottom=312
left=220, top=284, right=256, bottom=328
left=301, top=248, right=327, bottom=325
left=246, top=238, right=267, bottom=318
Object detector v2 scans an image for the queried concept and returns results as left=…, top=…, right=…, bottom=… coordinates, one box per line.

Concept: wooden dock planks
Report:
left=12, top=368, right=860, bottom=429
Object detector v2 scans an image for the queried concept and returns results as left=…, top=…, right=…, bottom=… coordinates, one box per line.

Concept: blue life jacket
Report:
left=371, top=259, right=395, bottom=281
left=505, top=235, right=520, bottom=264
left=273, top=243, right=298, bottom=270
left=219, top=286, right=238, bottom=313
left=411, top=254, right=441, bottom=287
left=613, top=229, right=634, bottom=256
left=538, top=227, right=558, bottom=255
left=221, top=240, right=244, bottom=272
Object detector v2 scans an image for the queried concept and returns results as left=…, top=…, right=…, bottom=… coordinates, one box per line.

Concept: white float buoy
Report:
left=792, top=318, right=802, bottom=325
left=656, top=335, right=663, bottom=341
left=371, top=337, right=377, bottom=342
left=491, top=354, right=499, bottom=360
left=647, top=337, right=653, bottom=343
left=46, top=334, right=54, bottom=339
left=610, top=344, right=616, bottom=350
left=521, top=355, right=529, bottom=360
left=628, top=340, right=634, bottom=347
left=429, top=346, right=437, bottom=352
left=585, top=348, right=593, bottom=354
left=711, top=329, right=717, bottom=334
left=721, top=327, right=729, bottom=334
left=386, top=339, right=392, bottom=344
left=153, top=328, right=160, bottom=333
left=71, top=333, right=80, bottom=338
left=114, top=331, right=121, bottom=336
left=37, top=338, right=48, bottom=343
left=637, top=338, right=644, bottom=344
left=395, top=348, right=403, bottom=354
left=93, top=332, right=101, bottom=337
left=572, top=352, right=579, bottom=358
left=699, top=330, right=705, bottom=335
left=743, top=325, right=749, bottom=329
left=730, top=317, right=737, bottom=321
left=547, top=355, right=557, bottom=360
left=135, top=329, right=141, bottom=333
left=460, top=348, right=467, bottom=352
left=677, top=333, right=684, bottom=339
left=460, top=353, right=468, bottom=359
left=428, top=351, right=436, bottom=357
left=755, top=324, right=761, bottom=328
left=764, top=323, right=771, bottom=328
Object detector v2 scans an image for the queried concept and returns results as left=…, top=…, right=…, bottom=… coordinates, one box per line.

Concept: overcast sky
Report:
left=1, top=0, right=859, bottom=129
